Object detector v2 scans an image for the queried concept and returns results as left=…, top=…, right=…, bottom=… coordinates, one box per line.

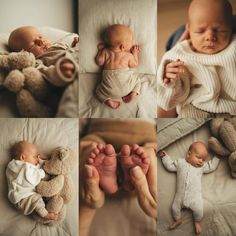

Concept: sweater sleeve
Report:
left=25, top=166, right=45, bottom=186
left=37, top=57, right=76, bottom=87
left=202, top=156, right=220, bottom=174
left=162, top=154, right=178, bottom=172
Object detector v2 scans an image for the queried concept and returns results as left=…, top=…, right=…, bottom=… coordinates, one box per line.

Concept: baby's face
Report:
left=11, top=27, right=51, bottom=56
left=188, top=0, right=232, bottom=54
left=18, top=142, right=40, bottom=165
left=186, top=143, right=208, bottom=168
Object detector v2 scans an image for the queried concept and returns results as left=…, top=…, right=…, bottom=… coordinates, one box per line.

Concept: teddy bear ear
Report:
left=56, top=147, right=69, bottom=161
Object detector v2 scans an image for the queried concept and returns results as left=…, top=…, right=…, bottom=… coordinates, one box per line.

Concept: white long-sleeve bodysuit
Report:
left=162, top=154, right=220, bottom=221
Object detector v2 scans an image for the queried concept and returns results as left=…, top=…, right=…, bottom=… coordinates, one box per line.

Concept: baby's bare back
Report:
left=103, top=49, right=133, bottom=70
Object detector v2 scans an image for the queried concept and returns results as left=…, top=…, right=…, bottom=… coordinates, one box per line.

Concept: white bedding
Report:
left=0, top=118, right=78, bottom=236
left=157, top=119, right=236, bottom=236
left=79, top=73, right=157, bottom=118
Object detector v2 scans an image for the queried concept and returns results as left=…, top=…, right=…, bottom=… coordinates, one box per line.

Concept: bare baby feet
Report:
left=194, top=221, right=202, bottom=234
left=44, top=212, right=58, bottom=221
left=105, top=99, right=121, bottom=109
left=119, top=144, right=150, bottom=191
left=169, top=219, right=182, bottom=230
left=87, top=144, right=118, bottom=194
left=122, top=91, right=137, bottom=103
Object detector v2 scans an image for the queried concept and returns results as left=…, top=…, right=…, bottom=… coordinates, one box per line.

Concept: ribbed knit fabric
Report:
left=157, top=37, right=236, bottom=115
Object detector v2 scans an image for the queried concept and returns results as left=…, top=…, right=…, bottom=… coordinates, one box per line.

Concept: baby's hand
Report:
left=164, top=59, right=187, bottom=84
left=157, top=150, right=166, bottom=158
left=71, top=36, right=79, bottom=47
left=60, top=59, right=75, bottom=78
left=97, top=42, right=105, bottom=50
left=131, top=45, right=141, bottom=54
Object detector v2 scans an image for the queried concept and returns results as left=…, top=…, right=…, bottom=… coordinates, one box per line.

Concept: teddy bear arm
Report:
left=60, top=175, right=74, bottom=203
left=36, top=175, right=64, bottom=197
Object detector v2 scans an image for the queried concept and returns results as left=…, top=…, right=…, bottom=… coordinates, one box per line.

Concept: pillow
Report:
left=0, top=26, right=78, bottom=86
left=157, top=118, right=210, bottom=150
left=79, top=0, right=157, bottom=74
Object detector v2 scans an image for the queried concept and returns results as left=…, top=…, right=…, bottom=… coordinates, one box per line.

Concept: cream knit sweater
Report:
left=157, top=37, right=236, bottom=115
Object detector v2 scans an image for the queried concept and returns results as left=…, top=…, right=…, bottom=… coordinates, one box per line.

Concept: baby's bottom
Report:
left=16, top=193, right=48, bottom=218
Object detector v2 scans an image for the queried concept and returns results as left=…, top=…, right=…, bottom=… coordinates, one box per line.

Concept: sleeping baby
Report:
left=6, top=141, right=58, bottom=220
left=8, top=26, right=78, bottom=87
left=158, top=141, right=220, bottom=234
left=95, top=24, right=141, bottom=109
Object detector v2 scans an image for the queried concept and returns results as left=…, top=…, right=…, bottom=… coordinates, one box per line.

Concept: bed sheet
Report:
left=79, top=73, right=157, bottom=118
left=157, top=120, right=236, bottom=236
left=0, top=118, right=78, bottom=236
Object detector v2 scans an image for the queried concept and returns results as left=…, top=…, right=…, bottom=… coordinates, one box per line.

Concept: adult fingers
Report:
left=81, top=164, right=105, bottom=209
left=130, top=166, right=157, bottom=219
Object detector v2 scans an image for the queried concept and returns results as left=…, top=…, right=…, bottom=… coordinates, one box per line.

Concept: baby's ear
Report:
left=19, top=155, right=25, bottom=161
left=186, top=23, right=190, bottom=31
left=119, top=44, right=125, bottom=50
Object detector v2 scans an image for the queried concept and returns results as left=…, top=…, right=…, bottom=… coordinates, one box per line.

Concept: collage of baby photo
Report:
left=0, top=0, right=235, bottom=236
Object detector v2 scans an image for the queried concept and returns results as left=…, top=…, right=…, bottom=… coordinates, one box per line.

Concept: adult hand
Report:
left=130, top=147, right=157, bottom=219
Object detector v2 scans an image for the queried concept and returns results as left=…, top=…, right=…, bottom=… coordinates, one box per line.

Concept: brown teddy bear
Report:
left=208, top=117, right=236, bottom=177
left=36, top=146, right=77, bottom=225
left=0, top=51, right=54, bottom=117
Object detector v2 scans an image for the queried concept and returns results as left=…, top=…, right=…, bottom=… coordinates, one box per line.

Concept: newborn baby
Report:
left=6, top=141, right=58, bottom=220
left=95, top=24, right=141, bottom=109
left=8, top=26, right=78, bottom=87
left=158, top=142, right=220, bottom=234
left=157, top=0, right=236, bottom=117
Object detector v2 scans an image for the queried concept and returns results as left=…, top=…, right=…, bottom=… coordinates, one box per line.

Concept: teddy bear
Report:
left=36, top=146, right=77, bottom=225
left=208, top=117, right=236, bottom=178
left=0, top=51, right=54, bottom=117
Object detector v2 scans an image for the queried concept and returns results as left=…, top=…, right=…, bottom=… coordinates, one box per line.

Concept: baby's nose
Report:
left=205, top=31, right=216, bottom=41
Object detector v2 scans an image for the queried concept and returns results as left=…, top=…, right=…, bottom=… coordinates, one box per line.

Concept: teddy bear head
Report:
left=43, top=147, right=77, bottom=175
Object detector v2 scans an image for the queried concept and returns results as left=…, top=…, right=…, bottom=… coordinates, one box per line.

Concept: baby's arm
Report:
left=128, top=45, right=141, bottom=68
left=157, top=151, right=178, bottom=172
left=202, top=156, right=220, bottom=174
left=95, top=43, right=107, bottom=66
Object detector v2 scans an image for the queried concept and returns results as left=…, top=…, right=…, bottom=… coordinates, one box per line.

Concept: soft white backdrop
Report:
left=0, top=0, right=75, bottom=32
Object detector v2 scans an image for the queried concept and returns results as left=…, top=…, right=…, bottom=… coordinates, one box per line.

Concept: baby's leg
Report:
left=170, top=197, right=182, bottom=229
left=105, top=99, right=121, bottom=109
left=122, top=91, right=137, bottom=103
left=119, top=144, right=150, bottom=191
left=191, top=201, right=203, bottom=234
left=86, top=143, right=118, bottom=194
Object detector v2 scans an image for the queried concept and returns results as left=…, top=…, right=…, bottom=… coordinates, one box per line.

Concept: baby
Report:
left=95, top=24, right=141, bottom=109
left=6, top=141, right=58, bottom=220
left=8, top=26, right=78, bottom=87
left=157, top=0, right=236, bottom=118
left=158, top=142, right=220, bottom=234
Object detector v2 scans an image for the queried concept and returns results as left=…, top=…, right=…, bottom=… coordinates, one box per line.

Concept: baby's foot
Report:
left=87, top=144, right=118, bottom=194
left=120, top=144, right=150, bottom=191
left=194, top=221, right=202, bottom=234
left=122, top=91, right=137, bottom=103
left=44, top=212, right=58, bottom=221
left=169, top=219, right=182, bottom=230
left=105, top=99, right=121, bottom=109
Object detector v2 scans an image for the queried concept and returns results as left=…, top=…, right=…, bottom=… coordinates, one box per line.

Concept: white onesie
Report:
left=6, top=159, right=45, bottom=204
left=162, top=154, right=220, bottom=221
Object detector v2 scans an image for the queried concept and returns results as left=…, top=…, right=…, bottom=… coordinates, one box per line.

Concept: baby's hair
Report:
left=104, top=24, right=132, bottom=47
left=11, top=141, right=26, bottom=159
left=188, top=141, right=207, bottom=151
